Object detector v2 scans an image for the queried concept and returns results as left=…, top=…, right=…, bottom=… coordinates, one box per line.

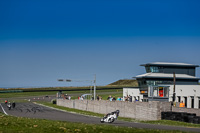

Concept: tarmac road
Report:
left=1, top=102, right=200, bottom=132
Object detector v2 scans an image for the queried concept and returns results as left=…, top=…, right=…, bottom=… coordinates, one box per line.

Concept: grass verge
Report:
left=0, top=114, right=185, bottom=133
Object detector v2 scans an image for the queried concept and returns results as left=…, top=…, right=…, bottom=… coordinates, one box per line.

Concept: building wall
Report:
left=168, top=85, right=200, bottom=109
left=124, top=85, right=200, bottom=109
left=57, top=99, right=171, bottom=120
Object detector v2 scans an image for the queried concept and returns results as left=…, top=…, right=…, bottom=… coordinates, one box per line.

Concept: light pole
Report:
left=57, top=74, right=96, bottom=100
left=94, top=74, right=96, bottom=100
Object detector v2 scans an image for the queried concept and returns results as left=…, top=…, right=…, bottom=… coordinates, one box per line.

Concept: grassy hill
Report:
left=0, top=79, right=139, bottom=92
left=108, top=79, right=138, bottom=87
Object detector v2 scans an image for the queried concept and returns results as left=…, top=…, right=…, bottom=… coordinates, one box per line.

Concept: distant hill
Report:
left=108, top=79, right=138, bottom=87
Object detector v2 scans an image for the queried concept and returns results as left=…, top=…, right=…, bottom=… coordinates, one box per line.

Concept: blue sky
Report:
left=0, top=0, right=200, bottom=88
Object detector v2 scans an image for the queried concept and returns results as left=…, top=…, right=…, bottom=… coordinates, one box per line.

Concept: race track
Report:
left=0, top=102, right=200, bottom=132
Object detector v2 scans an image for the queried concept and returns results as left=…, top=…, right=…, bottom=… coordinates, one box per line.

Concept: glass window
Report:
left=149, top=86, right=169, bottom=97
left=158, top=87, right=164, bottom=97
left=150, top=66, right=159, bottom=73
left=163, top=87, right=169, bottom=97
left=145, top=67, right=151, bottom=73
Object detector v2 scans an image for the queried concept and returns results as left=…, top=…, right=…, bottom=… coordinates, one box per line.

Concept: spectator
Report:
left=112, top=96, right=116, bottom=101
left=129, top=96, right=132, bottom=102
left=107, top=95, right=111, bottom=100
left=179, top=101, right=185, bottom=107
left=68, top=96, right=71, bottom=100
left=117, top=97, right=121, bottom=101
left=97, top=95, right=99, bottom=101
left=124, top=96, right=128, bottom=101
left=109, top=97, right=113, bottom=101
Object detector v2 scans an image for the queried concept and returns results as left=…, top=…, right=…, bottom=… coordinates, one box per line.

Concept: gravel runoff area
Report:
left=0, top=102, right=200, bottom=132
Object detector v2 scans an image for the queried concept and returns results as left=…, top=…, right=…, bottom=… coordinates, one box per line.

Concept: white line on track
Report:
left=0, top=103, right=8, bottom=115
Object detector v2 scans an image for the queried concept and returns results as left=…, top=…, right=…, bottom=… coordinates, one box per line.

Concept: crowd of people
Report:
left=124, top=95, right=139, bottom=102
left=107, top=95, right=122, bottom=101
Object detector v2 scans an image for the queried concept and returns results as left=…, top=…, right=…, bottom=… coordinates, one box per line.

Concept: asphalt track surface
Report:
left=1, top=102, right=200, bottom=132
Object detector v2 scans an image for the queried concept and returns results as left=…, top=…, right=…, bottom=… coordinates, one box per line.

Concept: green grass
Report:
left=37, top=101, right=200, bottom=129
left=0, top=86, right=124, bottom=92
left=141, top=120, right=200, bottom=128
left=109, top=79, right=138, bottom=86
left=0, top=114, right=185, bottom=133
left=0, top=89, right=123, bottom=99
left=0, top=91, right=56, bottom=98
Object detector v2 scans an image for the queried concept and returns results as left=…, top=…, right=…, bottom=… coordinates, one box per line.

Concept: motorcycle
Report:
left=100, top=110, right=120, bottom=123
left=7, top=102, right=11, bottom=110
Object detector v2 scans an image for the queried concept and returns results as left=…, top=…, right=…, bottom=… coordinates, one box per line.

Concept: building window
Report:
left=191, top=96, right=194, bottom=108
left=145, top=67, right=151, bottom=73
left=145, top=66, right=159, bottom=73
left=184, top=97, right=187, bottom=108
left=149, top=86, right=169, bottom=98
left=150, top=66, right=159, bottom=73
left=177, top=96, right=181, bottom=102
left=199, top=97, right=200, bottom=109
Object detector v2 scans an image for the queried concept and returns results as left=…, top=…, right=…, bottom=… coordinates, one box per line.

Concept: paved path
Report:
left=1, top=102, right=200, bottom=132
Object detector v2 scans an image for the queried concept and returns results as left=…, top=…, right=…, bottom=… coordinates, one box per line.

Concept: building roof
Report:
left=135, top=73, right=200, bottom=80
left=140, top=62, right=199, bottom=67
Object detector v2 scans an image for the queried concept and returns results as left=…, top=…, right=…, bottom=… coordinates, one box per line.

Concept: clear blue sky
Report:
left=0, top=0, right=200, bottom=88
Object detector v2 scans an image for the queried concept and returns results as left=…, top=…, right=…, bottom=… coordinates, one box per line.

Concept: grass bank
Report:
left=0, top=114, right=185, bottom=133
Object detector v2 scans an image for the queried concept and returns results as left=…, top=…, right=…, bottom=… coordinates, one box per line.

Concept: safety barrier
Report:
left=161, top=112, right=200, bottom=124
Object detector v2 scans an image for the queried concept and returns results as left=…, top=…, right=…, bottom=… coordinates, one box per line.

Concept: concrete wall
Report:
left=57, top=99, right=171, bottom=120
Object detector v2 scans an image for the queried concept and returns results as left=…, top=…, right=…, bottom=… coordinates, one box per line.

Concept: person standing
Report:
left=179, top=101, right=185, bottom=107
left=112, top=96, right=116, bottom=101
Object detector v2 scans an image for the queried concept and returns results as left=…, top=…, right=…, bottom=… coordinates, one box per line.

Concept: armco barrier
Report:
left=57, top=99, right=171, bottom=120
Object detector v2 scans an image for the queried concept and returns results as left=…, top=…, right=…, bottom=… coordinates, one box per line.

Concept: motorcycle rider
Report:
left=7, top=102, right=11, bottom=110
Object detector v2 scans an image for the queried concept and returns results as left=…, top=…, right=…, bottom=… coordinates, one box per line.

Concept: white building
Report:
left=123, top=62, right=200, bottom=109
